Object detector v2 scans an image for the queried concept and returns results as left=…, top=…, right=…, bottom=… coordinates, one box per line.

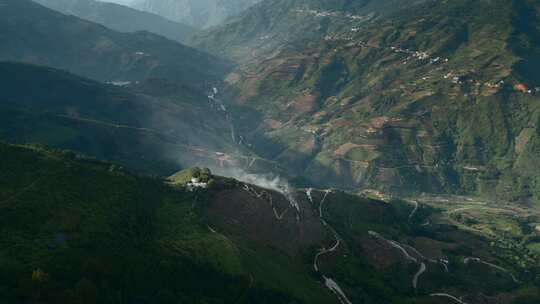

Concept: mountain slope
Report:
left=0, top=142, right=297, bottom=304
left=0, top=61, right=239, bottom=175
left=193, top=0, right=428, bottom=60
left=197, top=0, right=540, bottom=201
left=132, top=0, right=262, bottom=29
left=0, top=0, right=229, bottom=84
left=2, top=141, right=540, bottom=303
left=32, top=0, right=197, bottom=44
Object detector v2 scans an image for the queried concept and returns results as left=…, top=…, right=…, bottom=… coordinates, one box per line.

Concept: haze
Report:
left=100, top=0, right=133, bottom=4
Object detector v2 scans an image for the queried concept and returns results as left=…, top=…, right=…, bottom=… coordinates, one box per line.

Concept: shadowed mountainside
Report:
left=0, top=61, right=240, bottom=175
left=0, top=0, right=229, bottom=85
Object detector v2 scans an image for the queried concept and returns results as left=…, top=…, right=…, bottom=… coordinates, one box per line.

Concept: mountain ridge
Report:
left=32, top=0, right=197, bottom=44
left=132, top=0, right=262, bottom=29
left=0, top=0, right=230, bottom=85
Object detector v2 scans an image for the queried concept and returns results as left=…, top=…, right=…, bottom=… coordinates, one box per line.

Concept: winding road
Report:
left=311, top=189, right=353, bottom=304
left=429, top=293, right=468, bottom=304
left=368, top=231, right=417, bottom=263
left=243, top=184, right=291, bottom=221
left=319, top=190, right=331, bottom=218
left=323, top=276, right=353, bottom=304
left=464, top=257, right=520, bottom=283
left=368, top=231, right=438, bottom=289
left=412, top=262, right=426, bottom=290
left=314, top=239, right=340, bottom=272
left=407, top=200, right=419, bottom=221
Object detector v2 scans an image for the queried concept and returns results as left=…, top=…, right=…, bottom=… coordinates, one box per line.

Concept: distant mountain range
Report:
left=132, top=0, right=262, bottom=29
left=0, top=0, right=229, bottom=85
left=32, top=0, right=197, bottom=43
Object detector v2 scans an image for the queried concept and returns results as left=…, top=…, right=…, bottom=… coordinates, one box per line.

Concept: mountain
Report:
left=132, top=0, right=262, bottom=29
left=195, top=0, right=540, bottom=202
left=0, top=0, right=229, bottom=85
left=1, top=141, right=539, bottom=303
left=0, top=61, right=239, bottom=176
left=0, top=142, right=296, bottom=304
left=193, top=0, right=429, bottom=60
left=32, top=0, right=197, bottom=44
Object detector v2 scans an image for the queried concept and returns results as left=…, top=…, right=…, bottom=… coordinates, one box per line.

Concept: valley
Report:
left=0, top=0, right=540, bottom=303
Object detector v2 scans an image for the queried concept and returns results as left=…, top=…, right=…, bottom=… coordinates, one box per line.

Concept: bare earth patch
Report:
left=515, top=127, right=535, bottom=154
left=293, top=93, right=318, bottom=113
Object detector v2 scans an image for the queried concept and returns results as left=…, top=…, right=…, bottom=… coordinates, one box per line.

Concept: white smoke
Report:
left=220, top=168, right=300, bottom=211
left=224, top=168, right=290, bottom=194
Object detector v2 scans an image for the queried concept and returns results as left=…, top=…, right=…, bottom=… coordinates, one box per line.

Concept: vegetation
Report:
left=1, top=140, right=540, bottom=303
left=0, top=142, right=296, bottom=303
left=197, top=0, right=540, bottom=202
left=2, top=0, right=540, bottom=302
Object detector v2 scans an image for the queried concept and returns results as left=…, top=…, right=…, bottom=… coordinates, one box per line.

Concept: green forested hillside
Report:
left=2, top=0, right=540, bottom=303
left=0, top=142, right=298, bottom=303
left=2, top=142, right=540, bottom=303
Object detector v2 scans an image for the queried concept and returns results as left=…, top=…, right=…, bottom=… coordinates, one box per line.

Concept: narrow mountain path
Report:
left=404, top=244, right=436, bottom=263
left=312, top=189, right=353, bottom=304
left=407, top=200, right=419, bottom=221
left=60, top=113, right=252, bottom=165
left=242, top=184, right=291, bottom=221
left=242, top=185, right=351, bottom=303
left=306, top=188, right=314, bottom=205
left=323, top=276, right=352, bottom=304
left=429, top=293, right=468, bottom=304
left=0, top=177, right=43, bottom=207
left=319, top=190, right=331, bottom=218
left=368, top=231, right=440, bottom=290
left=368, top=231, right=417, bottom=263
left=464, top=257, right=520, bottom=283
left=447, top=206, right=518, bottom=215
left=246, top=156, right=257, bottom=169
left=313, top=239, right=340, bottom=272
left=57, top=114, right=159, bottom=134
left=412, top=262, right=426, bottom=290
left=270, top=196, right=290, bottom=220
